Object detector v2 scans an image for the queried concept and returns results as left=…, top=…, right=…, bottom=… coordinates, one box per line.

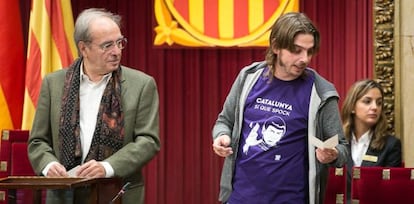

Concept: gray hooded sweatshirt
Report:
left=212, top=61, right=349, bottom=204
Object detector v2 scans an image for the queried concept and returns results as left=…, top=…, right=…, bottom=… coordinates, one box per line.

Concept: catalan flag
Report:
left=154, top=0, right=299, bottom=47
left=22, top=0, right=77, bottom=129
left=0, top=0, right=25, bottom=130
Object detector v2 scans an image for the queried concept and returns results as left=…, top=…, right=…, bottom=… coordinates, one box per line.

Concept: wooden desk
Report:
left=0, top=176, right=122, bottom=204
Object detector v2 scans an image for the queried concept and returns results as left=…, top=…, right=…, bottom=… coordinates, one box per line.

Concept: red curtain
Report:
left=18, top=0, right=372, bottom=203
left=302, top=0, right=373, bottom=105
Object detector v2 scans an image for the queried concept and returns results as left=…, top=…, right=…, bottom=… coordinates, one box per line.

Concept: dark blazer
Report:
left=28, top=60, right=160, bottom=204
left=346, top=135, right=402, bottom=204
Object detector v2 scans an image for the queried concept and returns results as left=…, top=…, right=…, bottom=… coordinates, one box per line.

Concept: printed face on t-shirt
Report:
left=262, top=124, right=285, bottom=147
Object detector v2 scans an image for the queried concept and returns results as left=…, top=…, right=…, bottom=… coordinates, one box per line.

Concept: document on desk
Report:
left=310, top=134, right=338, bottom=149
left=67, top=165, right=80, bottom=177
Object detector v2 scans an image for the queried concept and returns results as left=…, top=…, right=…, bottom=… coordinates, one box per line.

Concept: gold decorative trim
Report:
left=382, top=169, right=391, bottom=180
left=336, top=194, right=344, bottom=204
left=0, top=161, right=7, bottom=172
left=335, top=167, right=344, bottom=176
left=0, top=191, right=5, bottom=201
left=353, top=168, right=361, bottom=179
left=373, top=0, right=395, bottom=135
left=411, top=169, right=414, bottom=180
left=1, top=130, right=9, bottom=141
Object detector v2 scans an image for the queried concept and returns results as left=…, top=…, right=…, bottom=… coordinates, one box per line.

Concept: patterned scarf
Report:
left=59, top=58, right=124, bottom=170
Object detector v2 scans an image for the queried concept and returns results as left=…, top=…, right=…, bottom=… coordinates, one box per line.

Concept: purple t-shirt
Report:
left=228, top=69, right=315, bottom=204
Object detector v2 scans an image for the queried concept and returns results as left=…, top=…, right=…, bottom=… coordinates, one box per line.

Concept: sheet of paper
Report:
left=67, top=165, right=80, bottom=177
left=310, top=134, right=338, bottom=149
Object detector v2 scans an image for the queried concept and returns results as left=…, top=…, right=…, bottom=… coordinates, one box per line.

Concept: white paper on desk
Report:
left=310, top=134, right=338, bottom=149
left=67, top=165, right=80, bottom=177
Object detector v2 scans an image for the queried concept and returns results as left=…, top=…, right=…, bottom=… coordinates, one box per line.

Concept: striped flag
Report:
left=154, top=0, right=299, bottom=46
left=0, top=0, right=25, bottom=130
left=21, top=0, right=77, bottom=129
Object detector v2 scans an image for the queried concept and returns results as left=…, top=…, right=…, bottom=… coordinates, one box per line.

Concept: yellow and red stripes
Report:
left=172, top=0, right=281, bottom=39
left=0, top=0, right=25, bottom=130
left=22, top=0, right=76, bottom=129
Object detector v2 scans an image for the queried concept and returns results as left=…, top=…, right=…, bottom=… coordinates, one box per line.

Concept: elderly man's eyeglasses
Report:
left=87, top=38, right=128, bottom=52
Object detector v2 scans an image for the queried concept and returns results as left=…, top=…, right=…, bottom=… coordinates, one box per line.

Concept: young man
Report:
left=212, top=12, right=348, bottom=204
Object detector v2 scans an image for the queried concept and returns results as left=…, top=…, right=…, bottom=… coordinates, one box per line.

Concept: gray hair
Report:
left=74, top=8, right=122, bottom=51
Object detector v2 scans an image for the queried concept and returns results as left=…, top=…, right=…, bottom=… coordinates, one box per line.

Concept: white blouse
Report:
left=351, top=130, right=372, bottom=166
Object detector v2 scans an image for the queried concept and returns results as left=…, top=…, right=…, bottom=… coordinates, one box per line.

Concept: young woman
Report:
left=341, top=79, right=402, bottom=203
